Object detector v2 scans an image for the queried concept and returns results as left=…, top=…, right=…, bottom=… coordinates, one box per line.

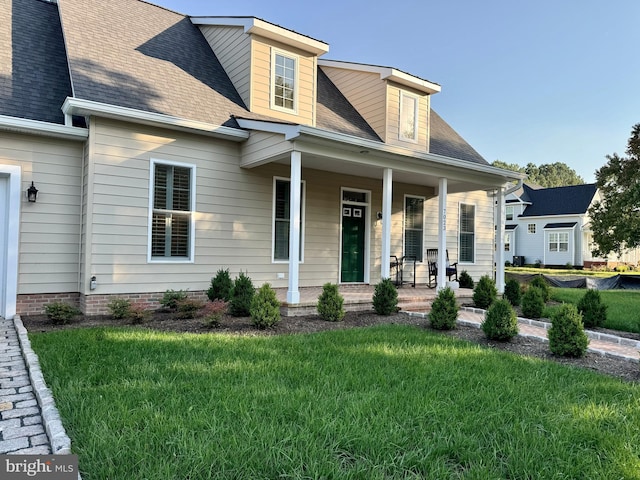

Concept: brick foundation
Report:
left=16, top=293, right=81, bottom=316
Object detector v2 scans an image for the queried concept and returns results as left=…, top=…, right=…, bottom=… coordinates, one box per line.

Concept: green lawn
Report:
left=30, top=325, right=640, bottom=479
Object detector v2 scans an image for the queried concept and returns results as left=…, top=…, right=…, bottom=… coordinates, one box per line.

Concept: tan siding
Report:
left=249, top=36, right=316, bottom=125
left=240, top=131, right=291, bottom=165
left=199, top=25, right=251, bottom=107
left=320, top=67, right=387, bottom=140
left=0, top=132, right=83, bottom=294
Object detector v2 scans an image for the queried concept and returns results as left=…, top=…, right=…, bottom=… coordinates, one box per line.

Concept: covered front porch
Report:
left=275, top=284, right=474, bottom=316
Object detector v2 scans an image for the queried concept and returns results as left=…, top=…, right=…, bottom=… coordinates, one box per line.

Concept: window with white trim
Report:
left=404, top=196, right=424, bottom=262
left=548, top=232, right=569, bottom=252
left=505, top=232, right=511, bottom=252
left=506, top=205, right=514, bottom=221
left=459, top=203, right=475, bottom=263
left=399, top=92, right=418, bottom=142
left=528, top=223, right=536, bottom=234
left=273, top=178, right=305, bottom=261
left=272, top=51, right=297, bottom=112
left=150, top=160, right=195, bottom=261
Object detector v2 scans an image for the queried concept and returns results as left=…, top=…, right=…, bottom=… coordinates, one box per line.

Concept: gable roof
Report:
left=429, top=110, right=488, bottom=165
left=519, top=183, right=597, bottom=217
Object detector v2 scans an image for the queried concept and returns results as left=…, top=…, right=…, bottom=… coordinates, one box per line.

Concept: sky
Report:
left=154, top=0, right=640, bottom=183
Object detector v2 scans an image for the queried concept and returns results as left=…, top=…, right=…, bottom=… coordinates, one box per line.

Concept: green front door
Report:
left=341, top=205, right=366, bottom=282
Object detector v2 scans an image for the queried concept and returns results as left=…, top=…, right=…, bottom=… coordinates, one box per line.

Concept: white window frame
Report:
left=148, top=159, right=196, bottom=263
left=403, top=195, right=425, bottom=263
left=399, top=91, right=419, bottom=142
left=270, top=49, right=298, bottom=114
left=548, top=231, right=569, bottom=252
left=459, top=203, right=476, bottom=264
left=528, top=223, right=536, bottom=234
left=272, top=176, right=306, bottom=263
left=505, top=205, right=514, bottom=221
left=504, top=232, right=511, bottom=252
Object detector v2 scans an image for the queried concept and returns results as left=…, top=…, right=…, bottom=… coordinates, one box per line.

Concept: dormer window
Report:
left=399, top=92, right=418, bottom=142
left=272, top=50, right=297, bottom=112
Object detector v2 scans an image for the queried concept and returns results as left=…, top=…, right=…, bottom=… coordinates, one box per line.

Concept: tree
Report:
left=588, top=124, right=640, bottom=257
left=491, top=161, right=584, bottom=187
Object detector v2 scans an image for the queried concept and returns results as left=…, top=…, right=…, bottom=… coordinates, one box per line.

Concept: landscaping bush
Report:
left=107, top=297, right=132, bottom=320
left=372, top=278, right=398, bottom=315
left=459, top=270, right=474, bottom=289
left=577, top=289, right=607, bottom=328
left=128, top=303, right=151, bottom=324
left=44, top=301, right=80, bottom=325
left=175, top=298, right=204, bottom=320
left=317, top=283, right=345, bottom=322
left=201, top=300, right=228, bottom=328
left=503, top=279, right=522, bottom=307
left=529, top=275, right=550, bottom=302
left=160, top=289, right=188, bottom=310
left=429, top=287, right=459, bottom=330
left=229, top=272, right=255, bottom=317
left=472, top=275, right=497, bottom=309
left=521, top=286, right=545, bottom=319
left=548, top=303, right=589, bottom=357
left=250, top=283, right=281, bottom=329
left=482, top=299, right=519, bottom=341
left=207, top=268, right=233, bottom=302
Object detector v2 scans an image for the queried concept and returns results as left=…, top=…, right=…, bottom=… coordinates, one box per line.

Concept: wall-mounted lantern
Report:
left=27, top=181, right=38, bottom=203
left=90, top=276, right=97, bottom=291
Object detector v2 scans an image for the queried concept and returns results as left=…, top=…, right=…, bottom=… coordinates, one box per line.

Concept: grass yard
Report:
left=30, top=325, right=640, bottom=479
left=549, top=288, right=640, bottom=333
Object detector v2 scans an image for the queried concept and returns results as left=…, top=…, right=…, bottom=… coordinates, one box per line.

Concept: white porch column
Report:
left=287, top=151, right=302, bottom=304
left=495, top=186, right=505, bottom=294
left=381, top=168, right=393, bottom=279
left=437, top=177, right=447, bottom=291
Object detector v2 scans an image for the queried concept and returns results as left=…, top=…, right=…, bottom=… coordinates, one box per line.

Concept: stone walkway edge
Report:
left=12, top=316, right=74, bottom=455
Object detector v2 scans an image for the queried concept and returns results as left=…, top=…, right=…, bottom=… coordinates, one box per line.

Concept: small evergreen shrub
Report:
left=128, top=303, right=151, bottom=324
left=529, top=276, right=550, bottom=302
left=372, top=278, right=399, bottom=315
left=160, top=289, right=188, bottom=310
left=207, top=268, right=233, bottom=302
left=482, top=299, right=519, bottom=341
left=521, top=286, right=545, bottom=319
left=250, top=283, right=281, bottom=329
left=229, top=272, right=255, bottom=317
left=503, top=279, right=522, bottom=307
left=44, top=301, right=80, bottom=325
left=459, top=270, right=474, bottom=289
left=577, top=289, right=607, bottom=328
left=548, top=303, right=589, bottom=357
left=175, top=298, right=204, bottom=320
left=429, top=287, right=459, bottom=330
left=201, top=300, right=228, bottom=328
left=472, top=275, right=497, bottom=309
left=107, top=297, right=132, bottom=320
left=317, top=283, right=345, bottom=322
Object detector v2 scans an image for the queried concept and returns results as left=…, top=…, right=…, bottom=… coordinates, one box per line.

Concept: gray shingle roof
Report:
left=520, top=183, right=597, bottom=217
left=429, top=110, right=488, bottom=165
left=0, top=0, right=72, bottom=124
left=544, top=222, right=578, bottom=228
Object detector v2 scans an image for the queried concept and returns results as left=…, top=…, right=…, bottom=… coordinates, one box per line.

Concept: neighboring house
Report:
left=504, top=183, right=640, bottom=268
left=0, top=0, right=520, bottom=319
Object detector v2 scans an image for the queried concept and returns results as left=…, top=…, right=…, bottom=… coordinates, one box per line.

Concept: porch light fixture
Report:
left=90, top=276, right=97, bottom=291
left=26, top=181, right=38, bottom=202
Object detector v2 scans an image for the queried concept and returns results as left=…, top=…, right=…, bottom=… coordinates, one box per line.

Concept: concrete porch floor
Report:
left=274, top=284, right=474, bottom=316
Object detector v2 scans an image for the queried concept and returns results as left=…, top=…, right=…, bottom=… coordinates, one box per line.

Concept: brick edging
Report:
left=13, top=316, right=75, bottom=458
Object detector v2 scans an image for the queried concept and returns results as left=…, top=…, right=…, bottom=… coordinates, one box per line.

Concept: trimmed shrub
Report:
left=160, top=289, right=188, bottom=311
left=548, top=303, right=589, bottom=357
left=482, top=299, right=519, bottom=341
left=521, top=286, right=545, bottom=319
left=472, top=275, right=497, bottom=309
left=429, top=287, right=459, bottom=330
left=107, top=297, right=132, bottom=320
left=250, top=283, right=281, bottom=329
left=229, top=272, right=255, bottom=317
left=175, top=298, right=204, bottom=320
left=44, top=302, right=80, bottom=325
left=372, top=278, right=399, bottom=315
left=529, top=276, right=550, bottom=302
left=201, top=300, right=228, bottom=328
left=128, top=304, right=151, bottom=324
left=577, top=289, right=607, bottom=328
left=317, top=283, right=345, bottom=322
left=459, top=270, right=474, bottom=289
left=503, top=279, right=522, bottom=307
left=207, top=268, right=233, bottom=302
